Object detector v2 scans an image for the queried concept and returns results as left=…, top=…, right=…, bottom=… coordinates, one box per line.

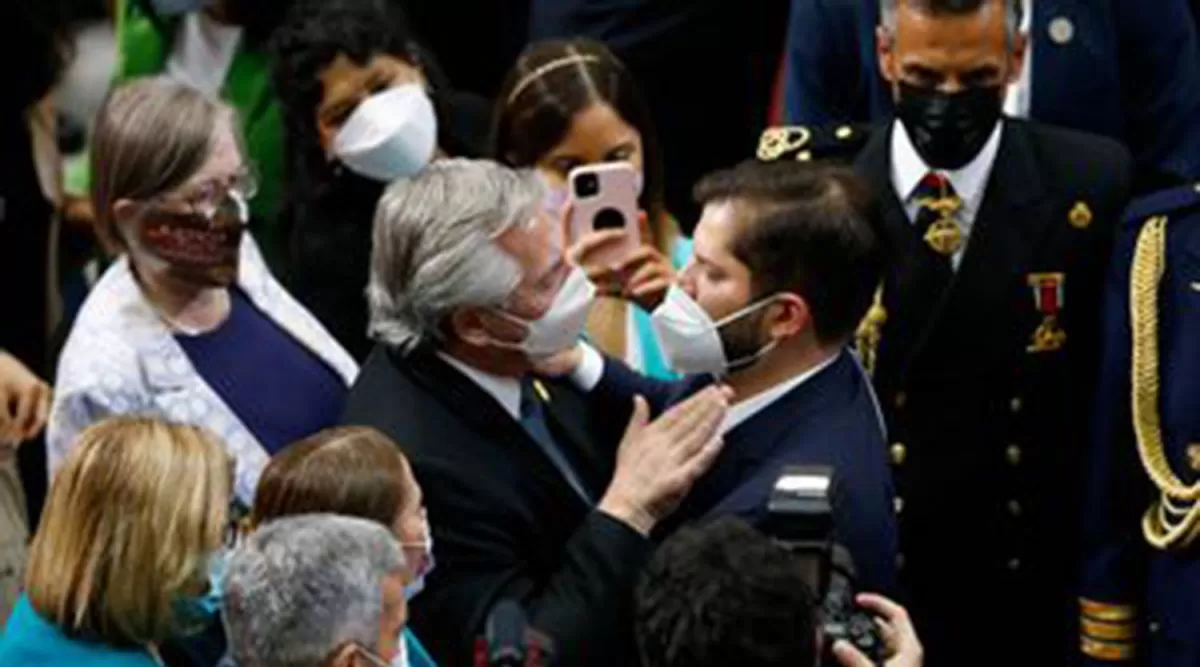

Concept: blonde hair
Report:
left=26, top=417, right=232, bottom=645
left=90, top=77, right=232, bottom=255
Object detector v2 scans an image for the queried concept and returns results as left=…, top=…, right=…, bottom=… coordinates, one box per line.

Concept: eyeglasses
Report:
left=152, top=166, right=259, bottom=217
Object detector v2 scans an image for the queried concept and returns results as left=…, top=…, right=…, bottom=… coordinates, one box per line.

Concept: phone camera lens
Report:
left=574, top=173, right=600, bottom=198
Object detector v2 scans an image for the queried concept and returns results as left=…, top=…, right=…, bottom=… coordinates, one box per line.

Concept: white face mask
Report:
left=493, top=265, right=596, bottom=359
left=651, top=284, right=779, bottom=376
left=333, top=84, right=438, bottom=183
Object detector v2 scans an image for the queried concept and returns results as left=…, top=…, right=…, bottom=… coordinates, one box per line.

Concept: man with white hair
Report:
left=223, top=514, right=408, bottom=667
left=343, top=158, right=730, bottom=667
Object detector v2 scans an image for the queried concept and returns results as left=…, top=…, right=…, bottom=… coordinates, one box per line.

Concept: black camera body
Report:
left=761, top=466, right=886, bottom=666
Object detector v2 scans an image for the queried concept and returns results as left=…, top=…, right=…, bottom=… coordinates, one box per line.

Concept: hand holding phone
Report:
left=567, top=162, right=641, bottom=265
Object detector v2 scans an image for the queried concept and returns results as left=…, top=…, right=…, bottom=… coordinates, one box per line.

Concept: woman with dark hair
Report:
left=271, top=0, right=489, bottom=361
left=492, top=38, right=687, bottom=379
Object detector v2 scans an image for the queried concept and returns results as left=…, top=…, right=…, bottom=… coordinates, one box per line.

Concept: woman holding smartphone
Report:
left=492, top=38, right=687, bottom=379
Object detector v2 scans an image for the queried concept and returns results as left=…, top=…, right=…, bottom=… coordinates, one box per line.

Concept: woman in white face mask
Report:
left=248, top=426, right=439, bottom=667
left=270, top=0, right=491, bottom=362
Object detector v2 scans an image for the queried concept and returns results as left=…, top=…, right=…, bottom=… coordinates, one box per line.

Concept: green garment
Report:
left=109, top=0, right=289, bottom=276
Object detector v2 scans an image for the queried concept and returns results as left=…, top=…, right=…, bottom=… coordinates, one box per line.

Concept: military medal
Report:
left=1027, top=273, right=1068, bottom=353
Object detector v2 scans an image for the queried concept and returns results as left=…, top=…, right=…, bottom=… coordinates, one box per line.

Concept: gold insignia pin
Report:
left=915, top=196, right=964, bottom=256
left=1188, top=445, right=1200, bottom=472
left=757, top=126, right=812, bottom=162
left=1069, top=201, right=1094, bottom=230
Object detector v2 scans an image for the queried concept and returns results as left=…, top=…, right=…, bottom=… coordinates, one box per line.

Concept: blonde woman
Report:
left=48, top=78, right=357, bottom=505
left=0, top=417, right=232, bottom=666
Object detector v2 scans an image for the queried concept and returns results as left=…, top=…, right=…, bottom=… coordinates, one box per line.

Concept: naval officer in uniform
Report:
left=1081, top=183, right=1200, bottom=666
left=773, top=0, right=1137, bottom=664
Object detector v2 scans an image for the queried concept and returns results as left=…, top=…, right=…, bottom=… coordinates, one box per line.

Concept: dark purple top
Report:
left=175, top=289, right=346, bottom=454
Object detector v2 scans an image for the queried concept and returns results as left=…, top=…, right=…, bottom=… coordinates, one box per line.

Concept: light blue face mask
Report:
left=176, top=548, right=230, bottom=628
left=402, top=537, right=435, bottom=601
left=149, top=0, right=212, bottom=16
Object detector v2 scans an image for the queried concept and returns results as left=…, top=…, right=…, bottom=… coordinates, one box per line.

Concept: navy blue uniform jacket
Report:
left=591, top=351, right=899, bottom=595
left=783, top=0, right=1200, bottom=184
left=1081, top=184, right=1200, bottom=666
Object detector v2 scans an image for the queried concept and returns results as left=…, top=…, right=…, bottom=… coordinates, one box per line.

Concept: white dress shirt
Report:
left=722, top=352, right=840, bottom=433
left=437, top=353, right=522, bottom=421
left=571, top=343, right=841, bottom=434
left=165, top=13, right=243, bottom=96
left=890, top=119, right=1005, bottom=270
left=1004, top=0, right=1035, bottom=118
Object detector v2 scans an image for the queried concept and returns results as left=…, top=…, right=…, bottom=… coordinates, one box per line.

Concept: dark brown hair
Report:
left=250, top=426, right=415, bottom=529
left=491, top=38, right=669, bottom=249
left=694, top=161, right=887, bottom=345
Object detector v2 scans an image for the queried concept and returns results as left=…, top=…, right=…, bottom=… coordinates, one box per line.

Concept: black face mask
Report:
left=896, top=83, right=1004, bottom=170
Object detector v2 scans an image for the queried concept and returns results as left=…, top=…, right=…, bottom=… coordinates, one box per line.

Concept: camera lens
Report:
left=574, top=173, right=600, bottom=198
left=594, top=208, right=625, bottom=231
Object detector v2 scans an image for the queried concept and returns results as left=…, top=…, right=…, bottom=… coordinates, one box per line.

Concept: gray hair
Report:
left=367, top=158, right=544, bottom=349
left=222, top=514, right=406, bottom=667
left=880, top=0, right=1023, bottom=47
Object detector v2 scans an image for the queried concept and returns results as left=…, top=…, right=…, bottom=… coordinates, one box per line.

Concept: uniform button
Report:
left=1006, top=445, right=1022, bottom=466
left=1008, top=500, right=1022, bottom=516
left=1149, top=621, right=1161, bottom=634
left=836, top=125, right=854, bottom=140
left=797, top=150, right=813, bottom=162
left=890, top=443, right=907, bottom=465
left=894, top=497, right=905, bottom=515
left=1010, top=397, right=1023, bottom=414
left=894, top=392, right=908, bottom=409
left=1008, top=558, right=1021, bottom=571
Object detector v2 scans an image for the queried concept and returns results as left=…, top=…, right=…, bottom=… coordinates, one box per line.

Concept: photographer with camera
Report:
left=635, top=516, right=922, bottom=667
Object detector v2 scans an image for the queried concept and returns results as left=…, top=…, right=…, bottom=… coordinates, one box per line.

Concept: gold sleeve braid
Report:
left=1129, top=215, right=1200, bottom=549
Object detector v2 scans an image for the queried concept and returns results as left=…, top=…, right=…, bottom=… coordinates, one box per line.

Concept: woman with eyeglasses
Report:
left=46, top=77, right=357, bottom=508
left=0, top=417, right=235, bottom=667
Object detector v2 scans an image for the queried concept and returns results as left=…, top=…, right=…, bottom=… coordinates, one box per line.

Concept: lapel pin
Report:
left=1027, top=273, right=1068, bottom=353
left=533, top=379, right=551, bottom=403
left=1069, top=201, right=1093, bottom=230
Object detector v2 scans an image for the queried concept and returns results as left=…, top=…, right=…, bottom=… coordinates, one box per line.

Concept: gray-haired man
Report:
left=223, top=514, right=407, bottom=667
left=343, top=158, right=729, bottom=667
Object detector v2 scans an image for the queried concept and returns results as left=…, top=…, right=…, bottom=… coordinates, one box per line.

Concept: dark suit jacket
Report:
left=342, top=345, right=648, bottom=667
left=1081, top=185, right=1200, bottom=666
left=855, top=120, right=1132, bottom=667
left=592, top=352, right=899, bottom=595
left=784, top=0, right=1200, bottom=186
